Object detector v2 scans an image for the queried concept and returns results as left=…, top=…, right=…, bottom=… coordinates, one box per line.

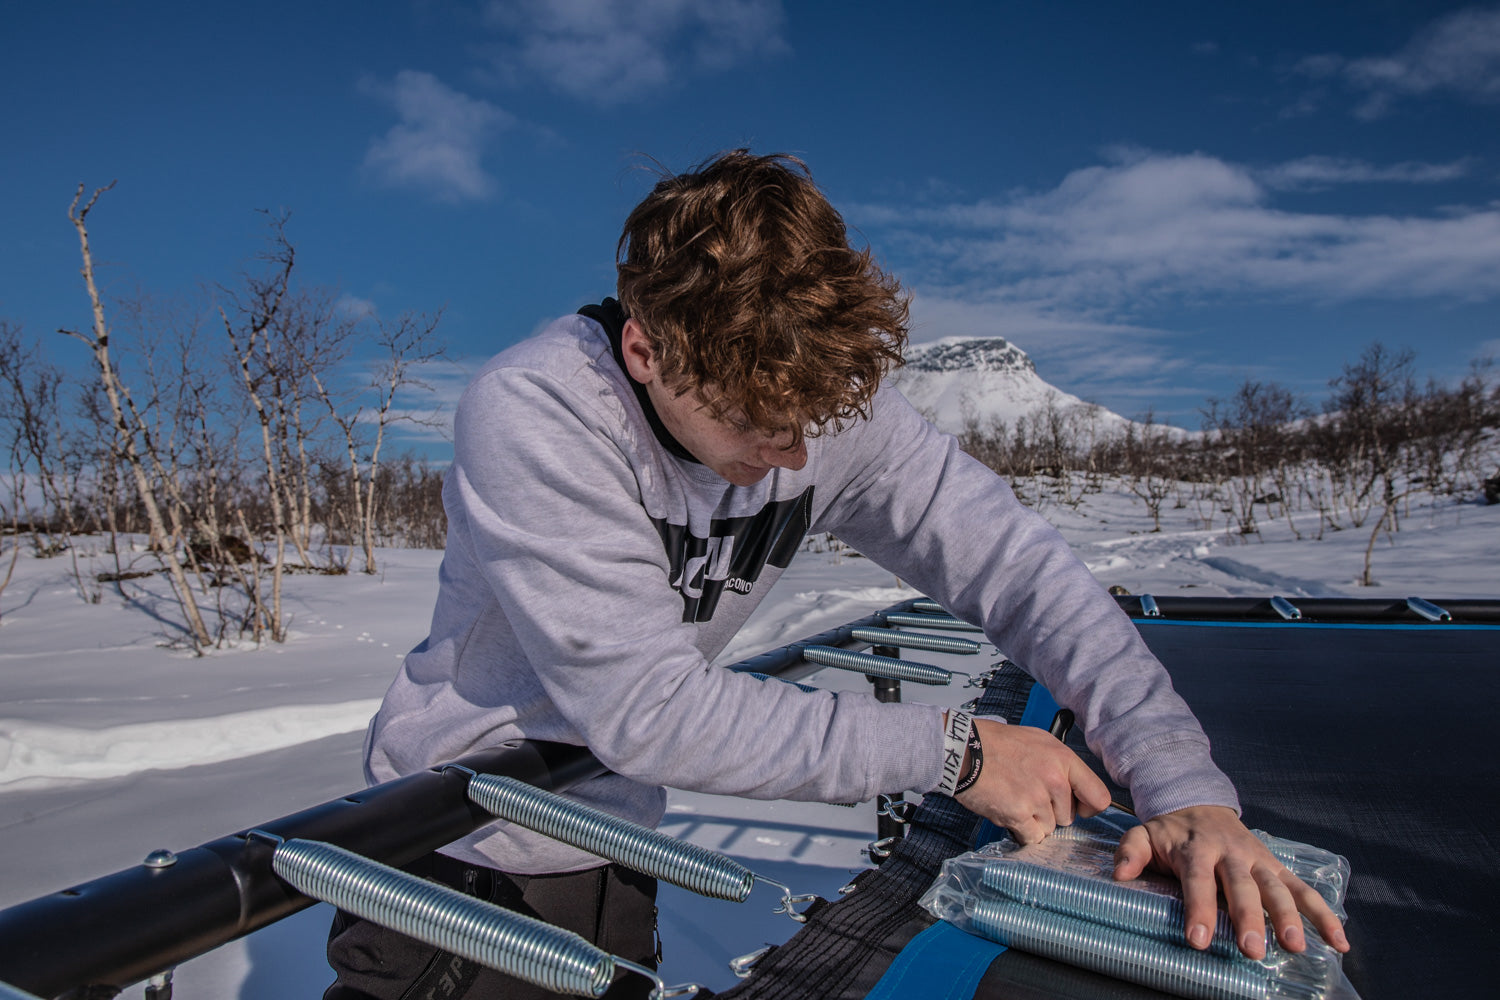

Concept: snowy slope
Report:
left=891, top=336, right=1131, bottom=436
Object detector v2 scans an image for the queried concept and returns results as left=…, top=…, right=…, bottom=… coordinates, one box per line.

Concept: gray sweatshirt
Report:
left=364, top=311, right=1238, bottom=874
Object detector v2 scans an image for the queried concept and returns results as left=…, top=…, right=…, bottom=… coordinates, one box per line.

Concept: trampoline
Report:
left=1, top=596, right=1496, bottom=999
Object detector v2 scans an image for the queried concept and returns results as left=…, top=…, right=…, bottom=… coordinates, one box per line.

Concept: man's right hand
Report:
left=953, top=718, right=1112, bottom=843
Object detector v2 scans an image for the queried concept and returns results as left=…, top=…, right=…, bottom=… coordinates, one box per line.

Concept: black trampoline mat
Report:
left=727, top=620, right=1500, bottom=1000
left=1131, top=621, right=1500, bottom=998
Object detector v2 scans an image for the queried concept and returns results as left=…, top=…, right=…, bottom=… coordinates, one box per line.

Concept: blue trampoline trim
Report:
left=1132, top=618, right=1500, bottom=631
left=862, top=921, right=1006, bottom=1000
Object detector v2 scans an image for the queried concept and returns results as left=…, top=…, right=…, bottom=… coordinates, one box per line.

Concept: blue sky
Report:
left=4, top=1, right=1498, bottom=438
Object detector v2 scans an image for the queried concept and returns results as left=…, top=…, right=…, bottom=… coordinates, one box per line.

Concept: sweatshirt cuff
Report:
left=1115, top=733, right=1241, bottom=820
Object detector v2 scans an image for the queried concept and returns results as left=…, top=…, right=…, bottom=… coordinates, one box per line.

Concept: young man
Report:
left=329, top=151, right=1348, bottom=999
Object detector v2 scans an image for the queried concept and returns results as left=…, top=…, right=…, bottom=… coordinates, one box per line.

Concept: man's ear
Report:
left=619, top=318, right=657, bottom=385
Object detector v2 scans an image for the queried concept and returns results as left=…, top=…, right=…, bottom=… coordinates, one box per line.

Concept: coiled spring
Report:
left=801, top=645, right=952, bottom=685
left=270, top=837, right=690, bottom=998
left=911, top=599, right=947, bottom=614
left=849, top=626, right=981, bottom=655
left=883, top=611, right=984, bottom=632
left=468, top=775, right=754, bottom=901
left=981, top=860, right=1241, bottom=959
left=465, top=775, right=817, bottom=920
left=968, top=897, right=1280, bottom=1000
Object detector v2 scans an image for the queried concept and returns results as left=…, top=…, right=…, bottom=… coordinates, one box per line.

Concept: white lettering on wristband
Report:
left=937, top=710, right=974, bottom=796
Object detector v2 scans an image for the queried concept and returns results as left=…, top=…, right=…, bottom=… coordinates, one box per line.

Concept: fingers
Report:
left=1068, top=756, right=1112, bottom=818
left=1284, top=871, right=1351, bottom=953
left=1217, top=858, right=1271, bottom=958
left=1111, top=825, right=1151, bottom=881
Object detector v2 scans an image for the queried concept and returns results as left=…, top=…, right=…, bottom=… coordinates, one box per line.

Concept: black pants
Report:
left=323, top=852, right=659, bottom=1000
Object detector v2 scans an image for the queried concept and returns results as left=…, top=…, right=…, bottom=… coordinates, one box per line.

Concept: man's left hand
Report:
left=1111, top=804, right=1351, bottom=959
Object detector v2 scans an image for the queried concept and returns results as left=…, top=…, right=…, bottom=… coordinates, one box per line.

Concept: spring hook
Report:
left=849, top=627, right=982, bottom=655
left=465, top=775, right=814, bottom=921
left=729, top=945, right=775, bottom=979
left=876, top=794, right=916, bottom=824
left=801, top=645, right=955, bottom=685
left=864, top=836, right=902, bottom=862
left=270, top=837, right=700, bottom=998
left=758, top=875, right=819, bottom=922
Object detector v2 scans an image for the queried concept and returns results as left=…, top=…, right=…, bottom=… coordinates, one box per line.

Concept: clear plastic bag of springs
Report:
left=918, top=810, right=1358, bottom=1000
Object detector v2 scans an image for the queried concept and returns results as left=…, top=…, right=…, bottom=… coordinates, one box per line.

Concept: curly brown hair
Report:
left=616, top=150, right=909, bottom=443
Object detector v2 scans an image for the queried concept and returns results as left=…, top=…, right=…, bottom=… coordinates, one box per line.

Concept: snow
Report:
left=0, top=482, right=1494, bottom=997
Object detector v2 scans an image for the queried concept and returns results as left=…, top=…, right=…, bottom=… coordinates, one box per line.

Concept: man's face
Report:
left=644, top=379, right=808, bottom=487
left=620, top=317, right=809, bottom=486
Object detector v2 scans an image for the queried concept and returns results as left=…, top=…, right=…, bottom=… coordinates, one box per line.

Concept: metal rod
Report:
left=1270, top=596, right=1302, bottom=620
left=0, top=741, right=606, bottom=999
left=849, top=627, right=981, bottom=654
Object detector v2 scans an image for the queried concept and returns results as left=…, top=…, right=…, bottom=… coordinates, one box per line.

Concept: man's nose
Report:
left=763, top=438, right=808, bottom=470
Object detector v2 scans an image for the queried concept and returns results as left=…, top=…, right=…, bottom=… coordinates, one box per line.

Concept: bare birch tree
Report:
left=61, top=183, right=212, bottom=648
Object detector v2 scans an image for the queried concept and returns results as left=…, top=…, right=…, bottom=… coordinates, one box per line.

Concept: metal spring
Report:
left=912, top=599, right=947, bottom=613
left=467, top=775, right=755, bottom=902
left=801, top=645, right=953, bottom=684
left=981, top=861, right=1241, bottom=959
left=849, top=626, right=981, bottom=655
left=883, top=611, right=984, bottom=632
left=271, top=838, right=646, bottom=998
left=1140, top=594, right=1162, bottom=617
left=968, top=898, right=1275, bottom=1000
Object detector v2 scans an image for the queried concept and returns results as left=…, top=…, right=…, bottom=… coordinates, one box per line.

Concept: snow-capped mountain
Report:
left=890, top=336, right=1129, bottom=437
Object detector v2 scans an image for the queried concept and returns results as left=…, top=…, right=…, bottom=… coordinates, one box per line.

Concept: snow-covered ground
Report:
left=1, top=481, right=1494, bottom=997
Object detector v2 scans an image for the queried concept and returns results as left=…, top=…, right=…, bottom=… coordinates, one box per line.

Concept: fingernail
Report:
left=1189, top=924, right=1209, bottom=948
left=1241, top=931, right=1262, bottom=956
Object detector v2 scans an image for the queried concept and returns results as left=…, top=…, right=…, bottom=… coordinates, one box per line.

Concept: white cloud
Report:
left=1259, top=155, right=1473, bottom=190
left=1295, top=6, right=1500, bottom=118
left=360, top=71, right=512, bottom=202
left=851, top=151, right=1500, bottom=408
left=481, top=0, right=788, bottom=104
left=335, top=294, right=379, bottom=320
left=855, top=152, right=1500, bottom=310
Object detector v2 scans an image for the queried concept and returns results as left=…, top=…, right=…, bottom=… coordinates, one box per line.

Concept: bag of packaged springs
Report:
left=917, top=809, right=1356, bottom=1000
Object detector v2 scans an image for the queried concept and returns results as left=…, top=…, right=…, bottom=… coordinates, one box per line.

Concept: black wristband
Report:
left=954, top=728, right=984, bottom=795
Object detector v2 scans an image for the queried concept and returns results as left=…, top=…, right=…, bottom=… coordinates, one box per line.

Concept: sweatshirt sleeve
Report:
left=815, top=388, right=1241, bottom=821
left=448, top=365, right=946, bottom=803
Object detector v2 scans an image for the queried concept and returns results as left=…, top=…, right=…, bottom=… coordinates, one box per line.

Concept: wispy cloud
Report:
left=335, top=294, right=379, bottom=320
left=480, top=0, right=789, bottom=105
left=359, top=71, right=513, bottom=202
left=1258, top=155, right=1473, bottom=190
left=850, top=151, right=1500, bottom=407
left=1294, top=6, right=1500, bottom=118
